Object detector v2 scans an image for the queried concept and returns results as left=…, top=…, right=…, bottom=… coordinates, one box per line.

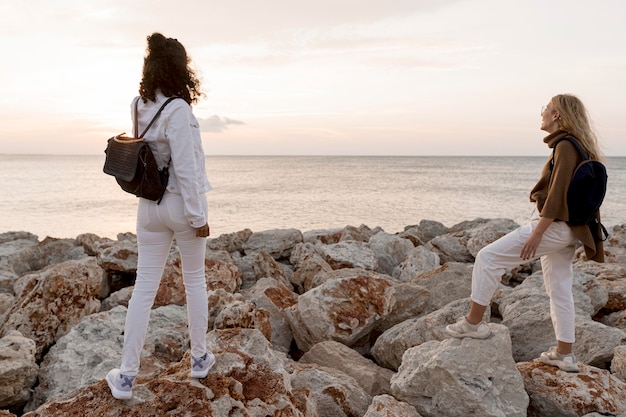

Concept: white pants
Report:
left=120, top=192, right=208, bottom=376
left=471, top=211, right=579, bottom=343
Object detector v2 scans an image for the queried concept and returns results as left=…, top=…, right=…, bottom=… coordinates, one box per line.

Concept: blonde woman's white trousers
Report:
left=471, top=211, right=579, bottom=343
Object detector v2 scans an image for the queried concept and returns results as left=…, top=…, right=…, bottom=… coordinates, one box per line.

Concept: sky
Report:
left=1, top=0, right=625, bottom=156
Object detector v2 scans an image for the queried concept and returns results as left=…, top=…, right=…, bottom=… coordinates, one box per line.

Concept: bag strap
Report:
left=551, top=136, right=590, bottom=170
left=134, top=97, right=182, bottom=138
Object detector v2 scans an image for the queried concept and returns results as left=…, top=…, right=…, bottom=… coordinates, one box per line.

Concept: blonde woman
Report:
left=446, top=94, right=604, bottom=373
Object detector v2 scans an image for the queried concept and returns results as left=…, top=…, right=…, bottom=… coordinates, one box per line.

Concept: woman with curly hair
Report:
left=446, top=94, right=604, bottom=373
left=107, top=33, right=214, bottom=400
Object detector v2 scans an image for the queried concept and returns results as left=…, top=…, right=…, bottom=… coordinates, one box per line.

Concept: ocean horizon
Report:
left=1, top=154, right=625, bottom=241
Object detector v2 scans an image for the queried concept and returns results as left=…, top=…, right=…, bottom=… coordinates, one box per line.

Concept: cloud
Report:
left=198, top=115, right=245, bottom=133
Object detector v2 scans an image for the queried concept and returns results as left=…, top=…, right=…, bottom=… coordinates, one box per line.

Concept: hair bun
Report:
left=147, top=33, right=168, bottom=52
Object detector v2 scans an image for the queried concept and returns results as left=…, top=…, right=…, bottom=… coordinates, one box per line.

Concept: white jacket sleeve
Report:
left=165, top=102, right=206, bottom=228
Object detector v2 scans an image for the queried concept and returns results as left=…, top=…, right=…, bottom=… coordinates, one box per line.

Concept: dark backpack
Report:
left=551, top=136, right=608, bottom=239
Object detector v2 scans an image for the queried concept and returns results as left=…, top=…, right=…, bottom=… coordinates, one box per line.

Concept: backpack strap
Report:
left=134, top=97, right=183, bottom=138
left=551, top=136, right=589, bottom=170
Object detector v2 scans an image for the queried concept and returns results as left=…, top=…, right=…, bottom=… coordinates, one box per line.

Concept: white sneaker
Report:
left=190, top=351, right=216, bottom=378
left=445, top=317, right=492, bottom=339
left=539, top=347, right=580, bottom=372
left=106, top=369, right=135, bottom=400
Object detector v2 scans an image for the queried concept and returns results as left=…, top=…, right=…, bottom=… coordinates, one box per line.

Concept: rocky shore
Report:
left=1, top=218, right=625, bottom=417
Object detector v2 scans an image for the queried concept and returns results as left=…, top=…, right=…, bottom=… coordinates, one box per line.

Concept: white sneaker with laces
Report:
left=190, top=351, right=216, bottom=378
left=445, top=317, right=492, bottom=339
left=106, top=368, right=135, bottom=400
left=539, top=347, right=580, bottom=372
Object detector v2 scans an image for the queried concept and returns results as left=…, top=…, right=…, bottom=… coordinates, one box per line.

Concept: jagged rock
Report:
left=204, top=252, right=242, bottom=293
left=425, top=235, right=473, bottom=264
left=320, top=241, right=378, bottom=270
left=392, top=246, right=441, bottom=281
left=0, top=330, right=38, bottom=409
left=250, top=250, right=293, bottom=290
left=0, top=257, right=104, bottom=360
left=285, top=272, right=394, bottom=351
left=242, top=277, right=298, bottom=352
left=0, top=293, right=14, bottom=317
left=368, top=232, right=414, bottom=276
left=291, top=362, right=372, bottom=417
left=99, top=286, right=133, bottom=311
left=391, top=324, right=528, bottom=417
left=363, top=394, right=422, bottom=417
left=300, top=340, right=393, bottom=397
left=518, top=360, right=626, bottom=417
left=463, top=218, right=519, bottom=257
left=206, top=228, right=253, bottom=253
left=400, top=220, right=449, bottom=244
left=242, top=228, right=304, bottom=259
left=411, top=262, right=473, bottom=312
left=373, top=282, right=430, bottom=333
left=207, top=289, right=246, bottom=329
left=25, top=305, right=190, bottom=412
left=601, top=310, right=626, bottom=331
left=371, top=298, right=489, bottom=371
left=291, top=253, right=333, bottom=294
left=25, top=329, right=318, bottom=417
left=213, top=299, right=272, bottom=341
left=95, top=238, right=139, bottom=272
left=612, top=345, right=626, bottom=381
left=499, top=272, right=625, bottom=364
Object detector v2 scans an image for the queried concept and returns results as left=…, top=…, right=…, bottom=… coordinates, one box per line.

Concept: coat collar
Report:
left=544, top=130, right=571, bottom=148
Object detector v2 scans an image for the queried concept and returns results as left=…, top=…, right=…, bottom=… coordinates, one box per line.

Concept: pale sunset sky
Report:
left=1, top=0, right=624, bottom=156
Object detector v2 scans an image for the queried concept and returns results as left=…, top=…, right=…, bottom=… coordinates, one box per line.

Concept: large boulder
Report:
left=0, top=331, right=38, bottom=409
left=391, top=324, right=528, bottom=417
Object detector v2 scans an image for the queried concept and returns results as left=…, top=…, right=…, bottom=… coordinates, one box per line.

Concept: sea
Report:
left=1, top=155, right=624, bottom=241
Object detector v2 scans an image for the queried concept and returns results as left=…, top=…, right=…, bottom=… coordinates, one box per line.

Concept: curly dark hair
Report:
left=139, top=33, right=204, bottom=105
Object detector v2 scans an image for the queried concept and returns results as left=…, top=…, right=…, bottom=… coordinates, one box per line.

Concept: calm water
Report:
left=1, top=155, right=624, bottom=240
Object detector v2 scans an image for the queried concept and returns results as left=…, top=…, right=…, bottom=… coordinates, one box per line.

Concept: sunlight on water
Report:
left=1, top=155, right=624, bottom=240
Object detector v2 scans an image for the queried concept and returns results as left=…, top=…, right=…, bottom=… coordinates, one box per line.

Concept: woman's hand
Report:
left=195, top=223, right=210, bottom=238
left=520, top=216, right=554, bottom=260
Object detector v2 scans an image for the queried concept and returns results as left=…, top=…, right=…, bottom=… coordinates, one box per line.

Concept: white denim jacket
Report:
left=131, top=91, right=212, bottom=228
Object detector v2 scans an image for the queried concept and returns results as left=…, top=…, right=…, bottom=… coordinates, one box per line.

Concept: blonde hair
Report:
left=551, top=94, right=603, bottom=161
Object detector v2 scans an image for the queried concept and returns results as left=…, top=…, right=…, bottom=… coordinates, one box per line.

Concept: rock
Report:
left=0, top=330, right=38, bottom=409
left=206, top=228, right=253, bottom=253
left=0, top=293, right=14, bottom=317
left=371, top=298, right=489, bottom=371
left=207, top=289, right=246, bottom=329
left=391, top=324, right=528, bottom=417
left=213, top=299, right=272, bottom=342
left=1, top=257, right=104, bottom=360
left=517, top=360, right=626, bottom=417
left=498, top=272, right=625, bottom=364
left=320, top=241, right=378, bottom=270
left=368, top=232, right=414, bottom=276
left=612, top=345, right=626, bottom=381
left=400, top=220, right=449, bottom=244
left=364, top=394, right=422, bottom=417
left=242, top=277, right=298, bottom=352
left=204, top=252, right=242, bottom=293
left=300, top=340, right=394, bottom=397
left=25, top=328, right=317, bottom=417
left=25, top=305, right=190, bottom=412
left=464, top=218, right=519, bottom=257
left=242, top=228, right=303, bottom=259
left=392, top=246, right=441, bottom=282
left=250, top=250, right=293, bottom=290
left=425, top=235, right=473, bottom=264
left=285, top=272, right=395, bottom=351
left=95, top=238, right=139, bottom=272
left=374, top=282, right=430, bottom=333
left=411, top=262, right=473, bottom=312
left=99, top=286, right=133, bottom=311
left=601, top=310, right=626, bottom=331
left=291, top=362, right=372, bottom=417
left=291, top=253, right=333, bottom=294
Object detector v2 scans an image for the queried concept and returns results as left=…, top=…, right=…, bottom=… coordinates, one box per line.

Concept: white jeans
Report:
left=120, top=192, right=208, bottom=376
left=471, top=211, right=579, bottom=343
